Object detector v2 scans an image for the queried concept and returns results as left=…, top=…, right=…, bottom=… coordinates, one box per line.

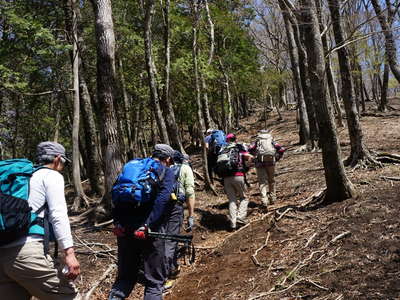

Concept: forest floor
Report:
left=69, top=100, right=400, bottom=300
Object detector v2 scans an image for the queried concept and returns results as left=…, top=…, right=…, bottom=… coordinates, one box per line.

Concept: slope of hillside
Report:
left=72, top=103, right=400, bottom=300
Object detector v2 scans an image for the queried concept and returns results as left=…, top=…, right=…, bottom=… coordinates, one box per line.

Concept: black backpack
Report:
left=214, top=144, right=241, bottom=177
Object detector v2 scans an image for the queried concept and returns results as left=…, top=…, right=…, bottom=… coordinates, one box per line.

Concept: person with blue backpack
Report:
left=108, top=144, right=176, bottom=300
left=205, top=129, right=227, bottom=183
left=163, top=151, right=196, bottom=291
left=0, top=141, right=81, bottom=300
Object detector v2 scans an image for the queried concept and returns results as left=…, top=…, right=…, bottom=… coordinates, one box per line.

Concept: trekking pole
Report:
left=147, top=231, right=196, bottom=264
left=147, top=231, right=193, bottom=243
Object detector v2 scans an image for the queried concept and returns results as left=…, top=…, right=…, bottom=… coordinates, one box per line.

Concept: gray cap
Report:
left=183, top=154, right=190, bottom=162
left=153, top=144, right=175, bottom=158
left=36, top=141, right=71, bottom=163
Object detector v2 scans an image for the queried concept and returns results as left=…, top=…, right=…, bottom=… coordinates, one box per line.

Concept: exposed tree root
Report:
left=344, top=149, right=383, bottom=169
left=380, top=176, right=400, bottom=181
left=376, top=152, right=400, bottom=164
left=361, top=112, right=400, bottom=117
left=251, top=232, right=271, bottom=267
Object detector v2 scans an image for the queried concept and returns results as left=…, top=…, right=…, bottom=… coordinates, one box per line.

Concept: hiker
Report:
left=109, top=144, right=176, bottom=300
left=205, top=129, right=227, bottom=183
left=215, top=133, right=253, bottom=231
left=204, top=128, right=215, bottom=182
left=0, top=141, right=81, bottom=300
left=249, top=130, right=285, bottom=207
left=163, top=151, right=196, bottom=290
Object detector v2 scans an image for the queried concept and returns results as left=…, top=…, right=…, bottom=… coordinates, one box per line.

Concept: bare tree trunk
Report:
left=191, top=0, right=215, bottom=192
left=314, top=0, right=344, bottom=128
left=65, top=0, right=86, bottom=211
left=53, top=101, right=61, bottom=142
left=358, top=63, right=366, bottom=112
left=218, top=58, right=232, bottom=132
left=160, top=0, right=184, bottom=152
left=327, top=59, right=344, bottom=127
left=90, top=0, right=124, bottom=216
left=300, top=0, right=356, bottom=203
left=199, top=0, right=215, bottom=130
left=371, top=0, right=400, bottom=84
left=144, top=0, right=169, bottom=144
left=118, top=57, right=133, bottom=152
left=379, top=63, right=389, bottom=112
left=278, top=0, right=310, bottom=147
left=80, top=73, right=103, bottom=196
left=285, top=5, right=319, bottom=148
left=328, top=0, right=377, bottom=167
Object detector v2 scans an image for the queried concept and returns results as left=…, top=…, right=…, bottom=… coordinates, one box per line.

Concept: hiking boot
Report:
left=269, top=192, right=276, bottom=204
left=228, top=221, right=236, bottom=232
left=163, top=279, right=175, bottom=292
left=237, top=217, right=248, bottom=226
left=261, top=197, right=269, bottom=207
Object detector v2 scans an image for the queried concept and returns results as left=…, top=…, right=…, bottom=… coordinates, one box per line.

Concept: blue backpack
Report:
left=0, top=159, right=46, bottom=246
left=112, top=158, right=165, bottom=206
left=209, top=130, right=227, bottom=155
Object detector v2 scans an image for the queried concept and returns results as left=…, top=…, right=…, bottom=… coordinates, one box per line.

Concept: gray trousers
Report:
left=223, top=176, right=248, bottom=227
left=165, top=204, right=184, bottom=277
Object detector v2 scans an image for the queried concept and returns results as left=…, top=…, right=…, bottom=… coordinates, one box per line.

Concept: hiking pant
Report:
left=207, top=153, right=217, bottom=181
left=223, top=176, right=248, bottom=228
left=109, top=226, right=168, bottom=300
left=165, top=203, right=184, bottom=277
left=256, top=166, right=275, bottom=202
left=0, top=241, right=80, bottom=300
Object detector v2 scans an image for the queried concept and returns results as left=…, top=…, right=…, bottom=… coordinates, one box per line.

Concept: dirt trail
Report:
left=73, top=104, right=400, bottom=299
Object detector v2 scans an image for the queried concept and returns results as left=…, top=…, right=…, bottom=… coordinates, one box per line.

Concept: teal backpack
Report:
left=0, top=159, right=46, bottom=246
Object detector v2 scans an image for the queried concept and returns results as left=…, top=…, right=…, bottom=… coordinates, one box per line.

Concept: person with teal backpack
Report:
left=0, top=141, right=81, bottom=300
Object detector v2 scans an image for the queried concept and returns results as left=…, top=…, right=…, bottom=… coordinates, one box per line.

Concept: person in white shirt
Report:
left=0, top=141, right=81, bottom=300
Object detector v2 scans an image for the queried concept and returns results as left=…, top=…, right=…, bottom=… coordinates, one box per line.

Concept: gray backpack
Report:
left=256, top=133, right=276, bottom=160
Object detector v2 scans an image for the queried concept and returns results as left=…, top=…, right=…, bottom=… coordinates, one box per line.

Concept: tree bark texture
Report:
left=191, top=0, right=214, bottom=191
left=90, top=0, right=124, bottom=213
left=278, top=0, right=310, bottom=147
left=379, top=63, right=389, bottom=112
left=144, top=0, right=170, bottom=145
left=199, top=0, right=215, bottom=130
left=66, top=0, right=86, bottom=211
left=291, top=10, right=319, bottom=147
left=79, top=71, right=103, bottom=196
left=371, top=0, right=400, bottom=84
left=118, top=57, right=134, bottom=153
left=300, top=0, right=355, bottom=203
left=314, top=0, right=344, bottom=128
left=160, top=0, right=184, bottom=152
left=328, top=0, right=374, bottom=166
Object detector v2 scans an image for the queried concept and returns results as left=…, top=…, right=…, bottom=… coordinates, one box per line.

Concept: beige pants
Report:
left=256, top=166, right=275, bottom=203
left=0, top=241, right=80, bottom=300
left=224, top=176, right=248, bottom=227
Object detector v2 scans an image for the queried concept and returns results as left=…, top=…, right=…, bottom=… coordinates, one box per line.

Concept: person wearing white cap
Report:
left=0, top=141, right=81, bottom=300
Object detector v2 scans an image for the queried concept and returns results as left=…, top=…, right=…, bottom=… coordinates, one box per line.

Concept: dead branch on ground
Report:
left=94, top=219, right=114, bottom=227
left=380, top=176, right=400, bottom=181
left=327, top=231, right=351, bottom=246
left=83, top=264, right=116, bottom=300
left=251, top=232, right=271, bottom=267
